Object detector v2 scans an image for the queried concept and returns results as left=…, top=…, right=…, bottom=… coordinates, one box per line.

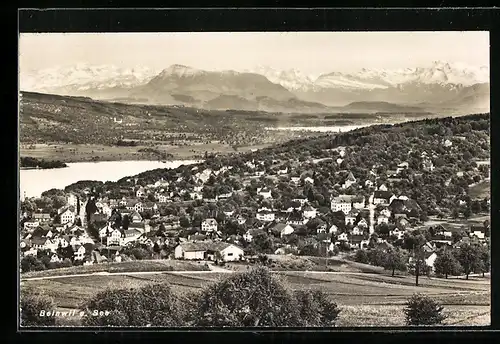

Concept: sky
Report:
left=19, top=32, right=489, bottom=76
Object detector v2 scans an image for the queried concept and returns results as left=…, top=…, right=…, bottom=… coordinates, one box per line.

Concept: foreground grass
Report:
left=337, top=305, right=490, bottom=326
left=21, top=259, right=210, bottom=279
left=21, top=268, right=490, bottom=327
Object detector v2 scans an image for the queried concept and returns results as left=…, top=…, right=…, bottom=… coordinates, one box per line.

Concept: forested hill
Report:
left=65, top=113, right=489, bottom=217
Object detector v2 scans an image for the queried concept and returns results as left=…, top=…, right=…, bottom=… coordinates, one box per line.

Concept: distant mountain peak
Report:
left=158, top=64, right=201, bottom=78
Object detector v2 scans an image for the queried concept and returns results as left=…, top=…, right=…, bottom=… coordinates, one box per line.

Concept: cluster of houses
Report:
left=20, top=222, right=101, bottom=265
left=20, top=145, right=489, bottom=267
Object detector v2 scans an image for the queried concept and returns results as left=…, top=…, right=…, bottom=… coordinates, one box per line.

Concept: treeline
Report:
left=20, top=157, right=67, bottom=169
left=354, top=242, right=490, bottom=280
left=116, top=140, right=139, bottom=147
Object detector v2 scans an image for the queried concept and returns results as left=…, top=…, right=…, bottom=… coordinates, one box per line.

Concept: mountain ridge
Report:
left=20, top=62, right=490, bottom=114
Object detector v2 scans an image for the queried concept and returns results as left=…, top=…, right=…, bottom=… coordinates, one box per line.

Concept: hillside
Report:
left=342, top=101, right=428, bottom=113
left=21, top=91, right=433, bottom=148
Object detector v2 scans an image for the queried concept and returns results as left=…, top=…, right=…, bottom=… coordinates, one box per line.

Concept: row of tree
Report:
left=354, top=243, right=490, bottom=280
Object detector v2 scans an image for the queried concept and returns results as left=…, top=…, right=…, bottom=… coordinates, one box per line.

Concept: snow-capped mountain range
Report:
left=20, top=63, right=159, bottom=93
left=19, top=61, right=489, bottom=113
left=250, top=61, right=489, bottom=91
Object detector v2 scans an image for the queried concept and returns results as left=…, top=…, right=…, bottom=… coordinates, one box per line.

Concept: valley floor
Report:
left=19, top=142, right=273, bottom=163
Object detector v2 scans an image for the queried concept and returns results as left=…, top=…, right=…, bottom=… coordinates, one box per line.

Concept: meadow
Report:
left=21, top=267, right=490, bottom=327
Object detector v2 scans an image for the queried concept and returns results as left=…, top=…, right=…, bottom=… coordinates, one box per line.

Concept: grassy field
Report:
left=21, top=268, right=490, bottom=327
left=21, top=259, right=210, bottom=279
left=469, top=179, right=490, bottom=199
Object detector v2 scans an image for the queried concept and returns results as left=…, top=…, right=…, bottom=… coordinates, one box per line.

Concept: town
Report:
left=19, top=114, right=491, bottom=279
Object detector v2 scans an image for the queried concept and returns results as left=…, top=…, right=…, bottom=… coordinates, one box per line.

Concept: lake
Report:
left=20, top=160, right=201, bottom=199
left=265, top=124, right=373, bottom=133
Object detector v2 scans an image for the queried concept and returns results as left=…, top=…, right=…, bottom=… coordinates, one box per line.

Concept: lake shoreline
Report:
left=20, top=159, right=202, bottom=199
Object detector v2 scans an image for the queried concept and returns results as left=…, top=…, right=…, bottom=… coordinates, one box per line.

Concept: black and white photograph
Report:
left=18, top=31, right=490, bottom=328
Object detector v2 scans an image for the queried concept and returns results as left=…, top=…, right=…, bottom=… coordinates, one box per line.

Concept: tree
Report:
left=20, top=288, right=56, bottom=327
left=122, top=215, right=130, bottom=230
left=457, top=244, right=483, bottom=280
left=153, top=243, right=162, bottom=259
left=354, top=249, right=369, bottom=264
left=451, top=231, right=465, bottom=244
left=382, top=248, right=408, bottom=277
left=191, top=267, right=340, bottom=326
left=20, top=256, right=46, bottom=273
left=479, top=245, right=490, bottom=277
left=404, top=294, right=447, bottom=326
left=251, top=230, right=274, bottom=254
left=179, top=216, right=191, bottom=228
left=463, top=207, right=472, bottom=219
left=434, top=249, right=462, bottom=279
left=81, top=283, right=186, bottom=326
left=294, top=290, right=341, bottom=326
left=367, top=247, right=386, bottom=266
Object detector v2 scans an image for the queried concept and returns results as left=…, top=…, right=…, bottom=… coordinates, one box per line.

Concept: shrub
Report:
left=294, top=290, right=341, bottom=326
left=354, top=249, right=369, bottom=264
left=191, top=267, right=302, bottom=326
left=404, top=293, right=447, bottom=326
left=21, top=256, right=46, bottom=273
left=20, top=288, right=56, bottom=327
left=80, top=283, right=186, bottom=327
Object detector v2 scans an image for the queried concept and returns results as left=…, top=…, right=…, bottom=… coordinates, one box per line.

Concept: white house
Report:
left=271, top=223, right=295, bottom=238
left=278, top=167, right=288, bottom=175
left=345, top=214, right=357, bottom=225
left=60, top=209, right=75, bottom=225
left=174, top=242, right=244, bottom=262
left=425, top=252, right=438, bottom=272
left=328, top=224, right=338, bottom=234
left=304, top=177, right=314, bottom=184
left=122, top=229, right=142, bottom=245
left=74, top=245, right=86, bottom=261
left=331, top=195, right=355, bottom=214
left=257, top=188, right=272, bottom=199
left=351, top=226, right=364, bottom=235
left=377, top=215, right=389, bottom=225
left=243, top=229, right=260, bottom=243
left=352, top=197, right=366, bottom=209
left=293, top=198, right=308, bottom=207
left=396, top=162, right=410, bottom=174
left=190, top=192, right=203, bottom=200
left=365, top=180, right=374, bottom=188
left=443, top=139, right=453, bottom=147
left=136, top=187, right=145, bottom=198
left=378, top=184, right=388, bottom=192
left=380, top=208, right=392, bottom=218
left=342, top=172, right=356, bottom=189
left=337, top=232, right=349, bottom=241
left=67, top=193, right=78, bottom=208
left=107, top=229, right=123, bottom=246
left=223, top=210, right=235, bottom=217
left=373, top=191, right=396, bottom=205
left=302, top=206, right=317, bottom=219
left=357, top=218, right=368, bottom=228
left=24, top=221, right=40, bottom=231
left=50, top=253, right=62, bottom=263
left=290, top=177, right=301, bottom=185
left=256, top=211, right=275, bottom=222
left=157, top=194, right=169, bottom=203
left=423, top=158, right=435, bottom=172
left=236, top=215, right=247, bottom=225
left=201, top=218, right=218, bottom=232
left=470, top=228, right=486, bottom=240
